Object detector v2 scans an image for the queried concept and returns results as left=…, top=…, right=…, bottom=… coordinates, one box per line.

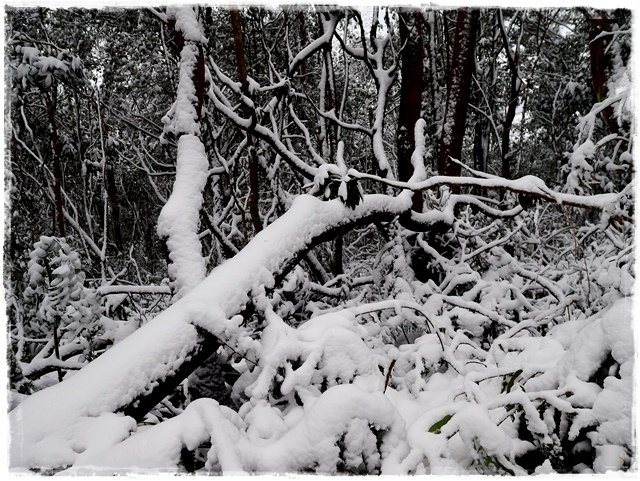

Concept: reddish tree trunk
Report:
left=437, top=9, right=479, bottom=181
left=230, top=9, right=262, bottom=234
left=397, top=10, right=425, bottom=212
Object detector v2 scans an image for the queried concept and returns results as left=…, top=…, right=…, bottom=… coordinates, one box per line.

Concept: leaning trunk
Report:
left=9, top=194, right=410, bottom=468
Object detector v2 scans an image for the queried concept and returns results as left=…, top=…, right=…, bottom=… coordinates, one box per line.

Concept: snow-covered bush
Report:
left=15, top=237, right=102, bottom=389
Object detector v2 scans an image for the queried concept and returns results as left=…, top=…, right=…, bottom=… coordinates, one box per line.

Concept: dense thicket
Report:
left=6, top=6, right=634, bottom=474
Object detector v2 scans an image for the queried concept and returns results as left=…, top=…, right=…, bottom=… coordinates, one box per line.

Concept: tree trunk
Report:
left=423, top=11, right=439, bottom=171
left=437, top=9, right=479, bottom=181
left=317, top=12, right=341, bottom=273
left=45, top=95, right=66, bottom=238
left=397, top=10, right=425, bottom=212
left=104, top=166, right=123, bottom=250
left=498, top=11, right=523, bottom=180
left=231, top=8, right=262, bottom=234
left=587, top=11, right=618, bottom=134
left=318, top=12, right=338, bottom=161
left=297, top=11, right=310, bottom=78
left=332, top=235, right=343, bottom=276
left=97, top=105, right=124, bottom=252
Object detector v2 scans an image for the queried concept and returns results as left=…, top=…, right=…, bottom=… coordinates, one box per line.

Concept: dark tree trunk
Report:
left=422, top=12, right=440, bottom=172
left=473, top=119, right=488, bottom=173
left=96, top=101, right=124, bottom=252
left=498, top=12, right=523, bottom=180
left=45, top=95, right=66, bottom=238
left=319, top=12, right=337, bottom=160
left=297, top=11, right=310, bottom=78
left=587, top=11, right=618, bottom=134
left=332, top=235, right=343, bottom=276
left=397, top=10, right=425, bottom=212
left=317, top=13, right=341, bottom=274
left=105, top=166, right=123, bottom=250
left=230, top=8, right=262, bottom=234
left=437, top=9, right=479, bottom=181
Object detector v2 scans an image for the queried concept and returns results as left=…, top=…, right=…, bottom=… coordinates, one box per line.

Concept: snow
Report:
left=565, top=139, right=596, bottom=194
left=288, top=14, right=338, bottom=75
left=98, top=285, right=172, bottom=296
left=161, top=44, right=202, bottom=138
left=351, top=169, right=623, bottom=212
left=67, top=384, right=406, bottom=474
left=409, top=119, right=427, bottom=182
left=167, top=6, right=207, bottom=44
left=157, top=135, right=208, bottom=297
left=592, top=444, right=630, bottom=472
left=10, top=302, right=201, bottom=467
left=66, top=398, right=242, bottom=474
left=8, top=7, right=634, bottom=476
left=158, top=6, right=209, bottom=299
left=9, top=194, right=411, bottom=469
left=239, top=309, right=378, bottom=401
left=371, top=66, right=395, bottom=178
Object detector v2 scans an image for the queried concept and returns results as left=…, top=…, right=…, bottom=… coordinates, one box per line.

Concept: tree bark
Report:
left=423, top=11, right=439, bottom=172
left=97, top=105, right=124, bottom=251
left=45, top=94, right=66, bottom=238
left=397, top=10, right=425, bottom=212
left=437, top=9, right=479, bottom=181
left=317, top=12, right=341, bottom=273
left=498, top=12, right=523, bottom=180
left=297, top=11, right=310, bottom=78
left=587, top=11, right=618, bottom=134
left=231, top=8, right=262, bottom=234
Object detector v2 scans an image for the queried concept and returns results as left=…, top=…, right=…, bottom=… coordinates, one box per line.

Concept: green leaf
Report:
left=428, top=414, right=453, bottom=434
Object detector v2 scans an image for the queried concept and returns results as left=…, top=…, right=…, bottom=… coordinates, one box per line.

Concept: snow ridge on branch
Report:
left=158, top=6, right=209, bottom=298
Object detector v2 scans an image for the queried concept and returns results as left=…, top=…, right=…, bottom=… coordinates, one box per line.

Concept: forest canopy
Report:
left=5, top=4, right=635, bottom=475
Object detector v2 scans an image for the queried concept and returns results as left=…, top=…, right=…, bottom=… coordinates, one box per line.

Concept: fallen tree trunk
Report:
left=9, top=193, right=411, bottom=469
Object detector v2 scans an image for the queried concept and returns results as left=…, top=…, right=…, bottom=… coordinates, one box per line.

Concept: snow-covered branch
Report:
left=351, top=170, right=627, bottom=211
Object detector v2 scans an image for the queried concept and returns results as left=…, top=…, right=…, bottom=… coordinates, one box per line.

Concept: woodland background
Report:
left=5, top=4, right=635, bottom=474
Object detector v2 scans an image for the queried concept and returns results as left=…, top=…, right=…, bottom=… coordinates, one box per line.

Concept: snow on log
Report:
left=9, top=193, right=412, bottom=469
